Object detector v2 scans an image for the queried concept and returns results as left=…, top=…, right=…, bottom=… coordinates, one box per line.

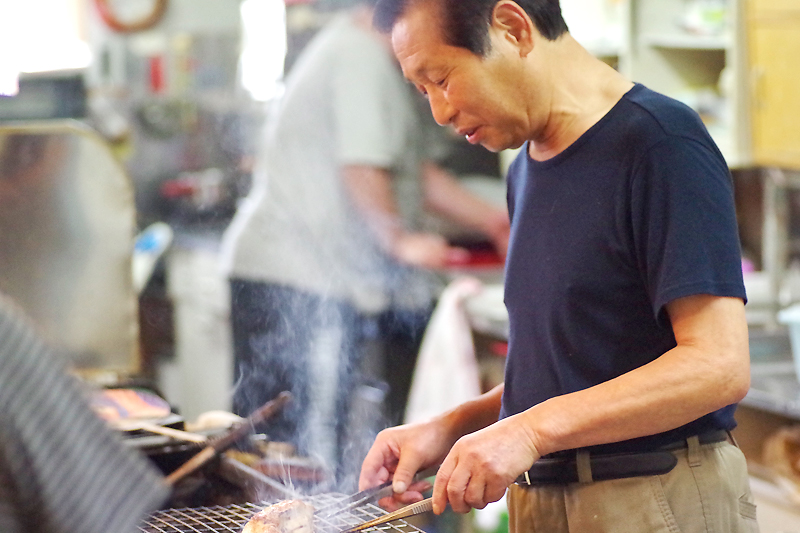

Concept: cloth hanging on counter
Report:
left=404, top=276, right=484, bottom=424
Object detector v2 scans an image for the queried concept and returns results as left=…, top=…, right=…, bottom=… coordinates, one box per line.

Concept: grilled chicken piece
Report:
left=242, top=500, right=315, bottom=533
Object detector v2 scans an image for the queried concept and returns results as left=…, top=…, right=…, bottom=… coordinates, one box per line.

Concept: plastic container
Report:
left=777, top=304, right=800, bottom=381
left=132, top=221, right=173, bottom=294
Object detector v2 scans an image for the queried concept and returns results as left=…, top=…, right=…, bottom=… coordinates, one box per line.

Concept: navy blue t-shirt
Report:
left=500, top=84, right=747, bottom=454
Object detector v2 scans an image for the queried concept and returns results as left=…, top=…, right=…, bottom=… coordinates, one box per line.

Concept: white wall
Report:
left=561, top=0, right=624, bottom=57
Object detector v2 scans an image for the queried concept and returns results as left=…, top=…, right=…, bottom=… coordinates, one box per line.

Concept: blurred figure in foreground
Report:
left=220, top=0, right=508, bottom=488
left=0, top=292, right=168, bottom=533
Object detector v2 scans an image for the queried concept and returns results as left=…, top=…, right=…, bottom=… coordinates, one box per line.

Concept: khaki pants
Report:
left=507, top=441, right=759, bottom=533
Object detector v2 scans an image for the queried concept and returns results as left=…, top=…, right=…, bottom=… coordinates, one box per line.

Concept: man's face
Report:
left=391, top=1, right=533, bottom=152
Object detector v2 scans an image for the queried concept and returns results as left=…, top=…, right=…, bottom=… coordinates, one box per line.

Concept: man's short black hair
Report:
left=374, top=0, right=568, bottom=56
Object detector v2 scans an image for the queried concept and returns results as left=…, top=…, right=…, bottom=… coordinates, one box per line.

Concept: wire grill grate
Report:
left=138, top=493, right=424, bottom=533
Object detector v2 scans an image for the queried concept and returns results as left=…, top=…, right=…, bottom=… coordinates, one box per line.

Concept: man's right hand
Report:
left=358, top=418, right=455, bottom=511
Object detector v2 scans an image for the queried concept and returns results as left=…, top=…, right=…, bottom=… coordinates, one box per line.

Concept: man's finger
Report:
left=391, top=456, right=422, bottom=495
left=358, top=445, right=394, bottom=490
left=445, top=462, right=472, bottom=514
left=463, top=470, right=487, bottom=510
left=432, top=457, right=455, bottom=514
left=377, top=490, right=424, bottom=512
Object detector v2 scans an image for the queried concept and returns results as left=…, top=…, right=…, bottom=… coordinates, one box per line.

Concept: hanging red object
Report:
left=149, top=56, right=165, bottom=94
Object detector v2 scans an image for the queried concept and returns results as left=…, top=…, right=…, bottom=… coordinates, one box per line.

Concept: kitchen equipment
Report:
left=315, top=465, right=439, bottom=519
left=339, top=497, right=434, bottom=533
left=315, top=483, right=394, bottom=519
left=132, top=221, right=173, bottom=295
left=138, top=493, right=425, bottom=533
left=777, top=304, right=800, bottom=381
left=165, top=391, right=292, bottom=485
left=0, top=121, right=139, bottom=376
left=91, top=387, right=173, bottom=422
left=0, top=72, right=87, bottom=121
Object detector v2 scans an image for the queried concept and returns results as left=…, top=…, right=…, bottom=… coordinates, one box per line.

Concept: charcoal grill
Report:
left=139, top=493, right=424, bottom=533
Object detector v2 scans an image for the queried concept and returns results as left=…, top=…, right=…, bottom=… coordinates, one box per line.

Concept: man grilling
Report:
left=357, top=0, right=757, bottom=531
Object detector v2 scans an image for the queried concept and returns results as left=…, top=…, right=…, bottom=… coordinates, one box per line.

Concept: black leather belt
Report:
left=515, top=430, right=729, bottom=486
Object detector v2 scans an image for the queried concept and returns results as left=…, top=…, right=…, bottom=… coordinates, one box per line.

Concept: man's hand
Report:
left=358, top=418, right=456, bottom=510
left=432, top=413, right=541, bottom=514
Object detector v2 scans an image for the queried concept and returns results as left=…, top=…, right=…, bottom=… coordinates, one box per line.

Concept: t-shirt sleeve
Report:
left=331, top=40, right=403, bottom=168
left=0, top=296, right=168, bottom=533
left=630, top=136, right=747, bottom=321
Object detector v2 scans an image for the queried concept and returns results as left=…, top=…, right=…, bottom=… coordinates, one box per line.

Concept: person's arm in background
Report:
left=421, top=162, right=510, bottom=257
left=342, top=163, right=510, bottom=268
left=342, top=164, right=470, bottom=269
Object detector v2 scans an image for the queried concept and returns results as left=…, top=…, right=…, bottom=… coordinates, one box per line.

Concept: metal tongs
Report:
left=316, top=465, right=438, bottom=520
left=339, top=497, right=434, bottom=533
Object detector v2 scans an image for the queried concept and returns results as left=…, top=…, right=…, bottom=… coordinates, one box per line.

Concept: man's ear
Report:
left=491, top=1, right=535, bottom=57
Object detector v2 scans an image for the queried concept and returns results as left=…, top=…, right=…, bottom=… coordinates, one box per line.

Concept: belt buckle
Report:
left=522, top=470, right=531, bottom=485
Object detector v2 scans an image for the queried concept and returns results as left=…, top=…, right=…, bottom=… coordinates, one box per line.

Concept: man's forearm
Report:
left=438, top=384, right=504, bottom=443
left=519, top=295, right=750, bottom=457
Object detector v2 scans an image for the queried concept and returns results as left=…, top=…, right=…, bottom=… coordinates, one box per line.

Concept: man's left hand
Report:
left=431, top=413, right=541, bottom=514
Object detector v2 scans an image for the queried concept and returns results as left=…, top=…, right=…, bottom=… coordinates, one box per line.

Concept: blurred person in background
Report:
left=0, top=292, right=168, bottom=533
left=220, top=0, right=509, bottom=489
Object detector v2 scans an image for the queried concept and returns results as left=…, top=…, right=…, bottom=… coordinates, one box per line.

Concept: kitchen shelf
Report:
left=620, top=0, right=749, bottom=168
left=640, top=32, right=731, bottom=50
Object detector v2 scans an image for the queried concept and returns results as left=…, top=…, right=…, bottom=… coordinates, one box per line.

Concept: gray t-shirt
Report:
left=222, top=13, right=445, bottom=312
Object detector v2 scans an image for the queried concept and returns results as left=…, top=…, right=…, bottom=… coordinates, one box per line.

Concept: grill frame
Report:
left=138, top=493, right=425, bottom=533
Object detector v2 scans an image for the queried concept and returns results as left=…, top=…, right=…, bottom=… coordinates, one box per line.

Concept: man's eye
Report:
left=434, top=78, right=447, bottom=88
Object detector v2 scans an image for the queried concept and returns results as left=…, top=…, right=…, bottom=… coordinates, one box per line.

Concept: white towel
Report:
left=404, top=276, right=484, bottom=424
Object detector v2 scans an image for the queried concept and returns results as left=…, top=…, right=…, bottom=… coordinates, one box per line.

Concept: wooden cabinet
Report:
left=607, top=0, right=800, bottom=170
left=569, top=0, right=800, bottom=170
left=750, top=0, right=800, bottom=14
left=746, top=0, right=800, bottom=169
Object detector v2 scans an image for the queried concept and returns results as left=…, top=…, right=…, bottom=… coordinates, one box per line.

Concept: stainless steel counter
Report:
left=746, top=330, right=800, bottom=419
left=746, top=364, right=800, bottom=419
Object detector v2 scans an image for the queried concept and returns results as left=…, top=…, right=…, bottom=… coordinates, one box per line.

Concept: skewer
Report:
left=165, top=391, right=292, bottom=486
left=117, top=420, right=208, bottom=443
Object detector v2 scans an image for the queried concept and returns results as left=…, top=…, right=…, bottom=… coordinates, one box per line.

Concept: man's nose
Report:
left=428, top=90, right=456, bottom=126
